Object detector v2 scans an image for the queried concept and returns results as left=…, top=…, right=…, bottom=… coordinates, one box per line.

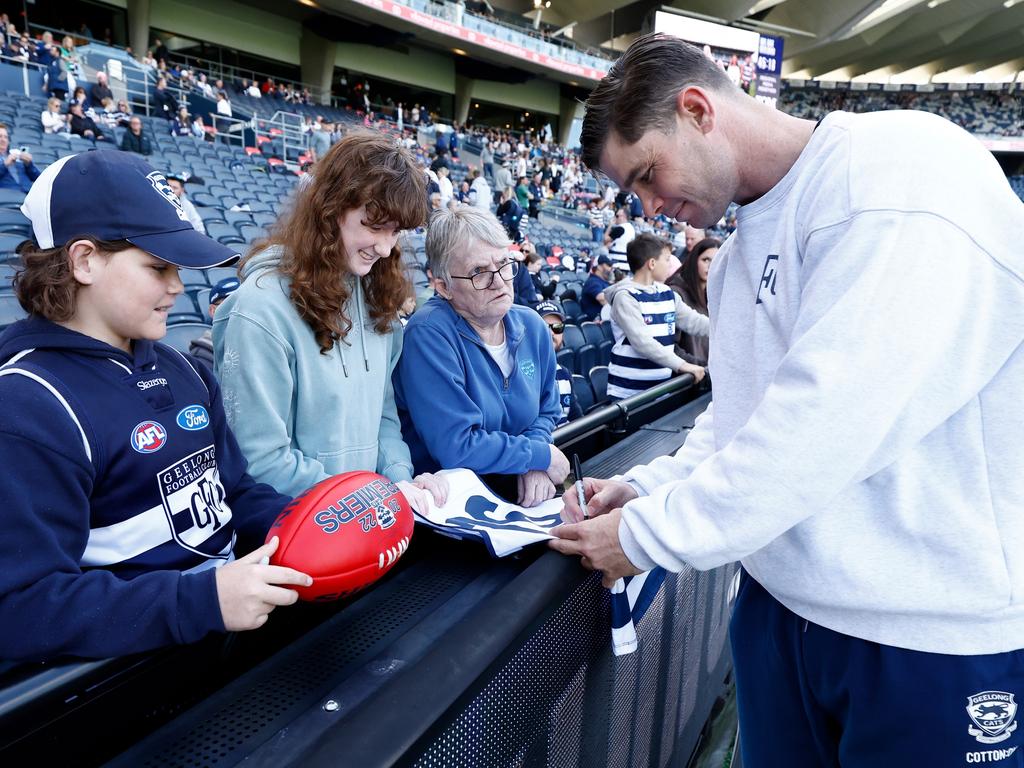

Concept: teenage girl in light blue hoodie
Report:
left=213, top=132, right=447, bottom=513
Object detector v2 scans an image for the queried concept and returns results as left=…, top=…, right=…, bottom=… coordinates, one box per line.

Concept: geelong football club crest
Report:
left=157, top=445, right=233, bottom=557
left=966, top=691, right=1018, bottom=744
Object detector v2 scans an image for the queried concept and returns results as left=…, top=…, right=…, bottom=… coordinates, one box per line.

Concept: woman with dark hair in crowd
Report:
left=213, top=131, right=447, bottom=513
left=667, top=236, right=720, bottom=366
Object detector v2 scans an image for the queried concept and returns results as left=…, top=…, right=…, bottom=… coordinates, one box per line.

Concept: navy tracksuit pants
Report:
left=730, top=571, right=1024, bottom=767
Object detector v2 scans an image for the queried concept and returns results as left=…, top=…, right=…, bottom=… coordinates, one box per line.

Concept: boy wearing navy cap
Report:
left=0, top=152, right=311, bottom=662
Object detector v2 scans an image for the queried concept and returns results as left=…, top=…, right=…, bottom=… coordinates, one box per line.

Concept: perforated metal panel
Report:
left=409, top=563, right=736, bottom=768
left=109, top=562, right=479, bottom=768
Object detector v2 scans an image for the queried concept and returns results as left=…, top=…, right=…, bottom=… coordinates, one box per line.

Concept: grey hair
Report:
left=425, top=206, right=511, bottom=286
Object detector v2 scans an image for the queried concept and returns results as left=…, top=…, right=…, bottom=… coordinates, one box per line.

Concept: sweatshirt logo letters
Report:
left=176, top=405, right=210, bottom=431
left=756, top=254, right=779, bottom=305
left=131, top=420, right=168, bottom=453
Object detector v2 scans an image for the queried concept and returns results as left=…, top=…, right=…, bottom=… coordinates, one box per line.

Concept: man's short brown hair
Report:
left=580, top=33, right=735, bottom=173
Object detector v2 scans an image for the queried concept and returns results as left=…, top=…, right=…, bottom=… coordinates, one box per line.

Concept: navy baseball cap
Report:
left=596, top=254, right=613, bottom=266
left=209, top=276, right=240, bottom=305
left=536, top=301, right=564, bottom=320
left=21, top=152, right=238, bottom=269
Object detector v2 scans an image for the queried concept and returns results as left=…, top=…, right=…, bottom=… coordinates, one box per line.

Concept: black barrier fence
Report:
left=0, top=383, right=735, bottom=768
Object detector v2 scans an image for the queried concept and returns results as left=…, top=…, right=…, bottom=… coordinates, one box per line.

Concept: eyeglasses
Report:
left=450, top=259, right=519, bottom=290
left=546, top=322, right=565, bottom=334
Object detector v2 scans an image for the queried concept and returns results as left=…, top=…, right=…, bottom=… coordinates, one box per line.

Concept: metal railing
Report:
left=0, top=55, right=47, bottom=98
left=412, top=0, right=614, bottom=69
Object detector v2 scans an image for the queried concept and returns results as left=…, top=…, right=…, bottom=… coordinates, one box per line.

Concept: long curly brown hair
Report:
left=246, top=132, right=427, bottom=353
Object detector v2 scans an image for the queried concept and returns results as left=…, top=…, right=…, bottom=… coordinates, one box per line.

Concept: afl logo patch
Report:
left=131, top=420, right=168, bottom=453
left=176, top=405, right=210, bottom=431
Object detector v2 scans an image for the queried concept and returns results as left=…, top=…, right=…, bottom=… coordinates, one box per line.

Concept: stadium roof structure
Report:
left=486, top=0, right=1024, bottom=84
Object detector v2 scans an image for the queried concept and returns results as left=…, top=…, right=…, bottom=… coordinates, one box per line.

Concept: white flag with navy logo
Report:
left=610, top=568, right=667, bottom=656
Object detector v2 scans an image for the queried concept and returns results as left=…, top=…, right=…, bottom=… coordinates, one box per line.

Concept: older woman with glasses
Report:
left=395, top=207, right=570, bottom=507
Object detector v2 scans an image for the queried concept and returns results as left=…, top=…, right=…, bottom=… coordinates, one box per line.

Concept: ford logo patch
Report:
left=176, top=405, right=210, bottom=431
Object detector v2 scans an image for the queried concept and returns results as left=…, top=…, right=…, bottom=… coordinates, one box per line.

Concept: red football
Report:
left=266, top=471, right=414, bottom=602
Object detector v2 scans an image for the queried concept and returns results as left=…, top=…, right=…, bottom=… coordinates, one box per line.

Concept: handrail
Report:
left=553, top=373, right=698, bottom=444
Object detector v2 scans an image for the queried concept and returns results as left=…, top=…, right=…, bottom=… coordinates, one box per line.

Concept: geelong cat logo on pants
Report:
left=158, top=445, right=233, bottom=557
left=967, top=691, right=1018, bottom=744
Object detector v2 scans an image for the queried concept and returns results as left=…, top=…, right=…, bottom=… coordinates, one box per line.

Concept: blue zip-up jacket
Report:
left=0, top=317, right=290, bottom=662
left=394, top=296, right=560, bottom=475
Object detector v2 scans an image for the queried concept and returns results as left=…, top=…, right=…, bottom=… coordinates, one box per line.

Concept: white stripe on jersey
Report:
left=82, top=499, right=235, bottom=566
left=0, top=366, right=93, bottom=461
left=183, top=537, right=236, bottom=573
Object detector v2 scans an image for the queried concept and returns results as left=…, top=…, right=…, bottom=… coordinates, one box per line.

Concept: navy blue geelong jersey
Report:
left=0, top=316, right=290, bottom=662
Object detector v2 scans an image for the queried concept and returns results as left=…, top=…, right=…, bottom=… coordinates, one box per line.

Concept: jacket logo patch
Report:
left=132, top=420, right=168, bottom=453
left=520, top=359, right=536, bottom=379
left=967, top=691, right=1018, bottom=744
left=756, top=254, right=779, bottom=305
left=177, top=405, right=210, bottom=431
left=158, top=446, right=233, bottom=557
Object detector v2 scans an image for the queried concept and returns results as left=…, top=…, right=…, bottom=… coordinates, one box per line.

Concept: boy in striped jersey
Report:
left=0, top=152, right=311, bottom=662
left=605, top=234, right=708, bottom=399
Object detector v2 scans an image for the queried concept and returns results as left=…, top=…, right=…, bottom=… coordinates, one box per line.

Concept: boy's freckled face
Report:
left=78, top=247, right=185, bottom=351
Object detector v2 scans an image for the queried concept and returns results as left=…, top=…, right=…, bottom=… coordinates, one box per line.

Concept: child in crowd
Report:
left=0, top=152, right=310, bottom=662
left=213, top=132, right=447, bottom=513
left=604, top=234, right=709, bottom=400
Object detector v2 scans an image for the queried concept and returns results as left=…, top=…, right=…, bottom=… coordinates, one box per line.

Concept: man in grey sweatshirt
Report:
left=551, top=33, right=1024, bottom=767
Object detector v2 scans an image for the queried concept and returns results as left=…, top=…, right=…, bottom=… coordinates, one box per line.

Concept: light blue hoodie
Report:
left=212, top=245, right=413, bottom=498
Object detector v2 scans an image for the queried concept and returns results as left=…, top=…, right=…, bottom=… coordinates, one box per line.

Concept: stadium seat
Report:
left=598, top=339, right=613, bottom=366
left=192, top=191, right=219, bottom=207
left=0, top=209, right=30, bottom=236
left=580, top=321, right=603, bottom=348
left=171, top=292, right=200, bottom=317
left=206, top=267, right=238, bottom=285
left=0, top=262, right=17, bottom=291
left=600, top=322, right=613, bottom=341
left=0, top=232, right=27, bottom=255
left=0, top=189, right=25, bottom=209
left=194, top=287, right=212, bottom=314
left=562, top=323, right=585, bottom=353
left=237, top=223, right=263, bottom=243
left=179, top=268, right=211, bottom=288
left=198, top=208, right=227, bottom=225
left=576, top=344, right=599, bottom=379
left=0, top=293, right=25, bottom=327
left=561, top=298, right=583, bottom=323
left=556, top=347, right=574, bottom=373
left=588, top=366, right=609, bottom=405
left=206, top=221, right=245, bottom=245
left=224, top=210, right=253, bottom=227
left=161, top=322, right=208, bottom=353
left=570, top=374, right=595, bottom=416
left=251, top=212, right=277, bottom=228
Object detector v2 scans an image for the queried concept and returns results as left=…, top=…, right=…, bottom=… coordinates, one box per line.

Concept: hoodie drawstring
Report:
left=357, top=279, right=369, bottom=372
left=337, top=280, right=370, bottom=376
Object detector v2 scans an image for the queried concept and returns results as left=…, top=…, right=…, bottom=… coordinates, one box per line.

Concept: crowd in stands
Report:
left=780, top=87, right=1024, bottom=137
left=8, top=15, right=1024, bottom=668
